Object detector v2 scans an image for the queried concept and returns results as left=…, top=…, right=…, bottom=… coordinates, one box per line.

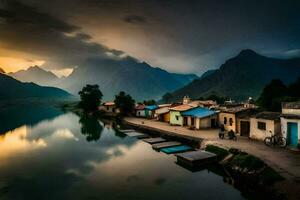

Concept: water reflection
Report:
left=79, top=115, right=103, bottom=142
left=0, top=109, right=244, bottom=200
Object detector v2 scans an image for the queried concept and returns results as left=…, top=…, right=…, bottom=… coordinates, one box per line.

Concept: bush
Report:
left=231, top=153, right=264, bottom=171
left=205, top=145, right=229, bottom=161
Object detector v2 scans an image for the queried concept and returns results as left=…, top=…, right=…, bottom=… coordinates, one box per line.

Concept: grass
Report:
left=205, top=145, right=229, bottom=161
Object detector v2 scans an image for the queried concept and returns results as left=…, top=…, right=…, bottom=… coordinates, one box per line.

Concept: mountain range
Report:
left=0, top=67, right=5, bottom=74
left=8, top=66, right=59, bottom=86
left=0, top=72, right=70, bottom=100
left=165, top=49, right=300, bottom=102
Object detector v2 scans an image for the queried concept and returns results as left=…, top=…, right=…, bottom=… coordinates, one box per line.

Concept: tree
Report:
left=78, top=84, right=103, bottom=112
left=79, top=115, right=103, bottom=142
left=288, top=77, right=300, bottom=98
left=162, top=92, right=173, bottom=103
left=143, top=99, right=156, bottom=105
left=205, top=94, right=226, bottom=104
left=257, top=79, right=290, bottom=111
left=114, top=91, right=135, bottom=116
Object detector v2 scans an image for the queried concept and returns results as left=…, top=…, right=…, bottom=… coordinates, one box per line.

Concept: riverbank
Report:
left=124, top=117, right=300, bottom=200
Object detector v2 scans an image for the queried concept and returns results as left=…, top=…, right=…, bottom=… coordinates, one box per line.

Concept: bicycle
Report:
left=264, top=131, right=287, bottom=148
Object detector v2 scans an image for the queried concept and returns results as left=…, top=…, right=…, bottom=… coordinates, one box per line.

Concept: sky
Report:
left=0, top=0, right=300, bottom=76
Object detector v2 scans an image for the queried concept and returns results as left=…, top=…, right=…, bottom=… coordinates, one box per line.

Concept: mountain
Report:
left=59, top=57, right=198, bottom=101
left=0, top=67, right=5, bottom=74
left=166, top=49, right=300, bottom=102
left=199, top=69, right=217, bottom=79
left=0, top=73, right=70, bottom=100
left=8, top=65, right=59, bottom=86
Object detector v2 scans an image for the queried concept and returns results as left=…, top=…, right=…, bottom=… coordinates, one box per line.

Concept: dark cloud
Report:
left=0, top=0, right=300, bottom=74
left=123, top=15, right=147, bottom=24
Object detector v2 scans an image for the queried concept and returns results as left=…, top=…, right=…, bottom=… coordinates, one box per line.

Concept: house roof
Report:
left=145, top=105, right=158, bottom=110
left=169, top=104, right=196, bottom=112
left=158, top=104, right=172, bottom=108
left=255, top=112, right=281, bottom=120
left=281, top=114, right=300, bottom=119
left=181, top=107, right=217, bottom=119
left=155, top=107, right=170, bottom=115
left=220, top=106, right=252, bottom=114
left=103, top=102, right=115, bottom=106
left=135, top=104, right=145, bottom=110
left=282, top=101, right=300, bottom=109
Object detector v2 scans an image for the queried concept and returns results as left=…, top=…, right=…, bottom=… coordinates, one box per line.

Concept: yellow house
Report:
left=169, top=104, right=196, bottom=126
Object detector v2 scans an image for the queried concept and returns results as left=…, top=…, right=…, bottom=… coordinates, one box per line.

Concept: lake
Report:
left=0, top=105, right=245, bottom=200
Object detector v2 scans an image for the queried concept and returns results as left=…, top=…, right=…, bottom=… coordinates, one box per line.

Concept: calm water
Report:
left=0, top=105, right=245, bottom=200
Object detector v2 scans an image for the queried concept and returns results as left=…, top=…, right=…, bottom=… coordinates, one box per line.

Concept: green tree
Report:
left=114, top=91, right=135, bottom=116
left=78, top=84, right=103, bottom=112
left=257, top=79, right=289, bottom=111
left=143, top=99, right=156, bottom=105
left=288, top=77, right=300, bottom=98
left=162, top=92, right=173, bottom=103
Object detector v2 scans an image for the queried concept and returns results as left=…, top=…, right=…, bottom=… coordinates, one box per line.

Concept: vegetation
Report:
left=78, top=84, right=103, bottom=112
left=162, top=92, right=173, bottom=103
left=79, top=114, right=103, bottom=142
left=205, top=145, right=229, bottom=161
left=257, top=78, right=300, bottom=111
left=143, top=99, right=156, bottom=105
left=197, top=94, right=227, bottom=104
left=114, top=91, right=135, bottom=116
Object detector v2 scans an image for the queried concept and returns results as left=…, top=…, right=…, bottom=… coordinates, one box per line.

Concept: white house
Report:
left=250, top=112, right=281, bottom=141
left=281, top=102, right=300, bottom=147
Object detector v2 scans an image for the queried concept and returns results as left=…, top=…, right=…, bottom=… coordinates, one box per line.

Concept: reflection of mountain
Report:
left=0, top=103, right=63, bottom=134
left=79, top=115, right=103, bottom=142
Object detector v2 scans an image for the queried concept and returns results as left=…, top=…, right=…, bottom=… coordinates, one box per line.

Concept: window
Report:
left=257, top=122, right=266, bottom=130
left=176, top=115, right=179, bottom=121
left=224, top=117, right=227, bottom=124
left=229, top=118, right=233, bottom=126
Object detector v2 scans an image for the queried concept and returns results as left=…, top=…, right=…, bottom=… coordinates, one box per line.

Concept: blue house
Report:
left=145, top=105, right=159, bottom=118
left=181, top=107, right=218, bottom=129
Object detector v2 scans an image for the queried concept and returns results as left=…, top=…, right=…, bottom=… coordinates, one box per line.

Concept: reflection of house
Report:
left=281, top=102, right=300, bottom=147
left=181, top=107, right=218, bottom=129
left=99, top=102, right=119, bottom=113
left=250, top=112, right=281, bottom=141
left=219, top=107, right=255, bottom=134
left=144, top=105, right=159, bottom=118
left=169, top=104, right=196, bottom=126
left=135, top=104, right=146, bottom=117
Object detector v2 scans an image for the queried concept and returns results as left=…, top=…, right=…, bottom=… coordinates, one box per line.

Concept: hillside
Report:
left=59, top=57, right=198, bottom=101
left=0, top=67, right=5, bottom=74
left=0, top=73, right=70, bottom=100
left=8, top=66, right=59, bottom=86
left=166, top=49, right=300, bottom=102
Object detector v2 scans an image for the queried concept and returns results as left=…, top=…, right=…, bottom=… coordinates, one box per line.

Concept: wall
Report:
left=282, top=108, right=300, bottom=115
left=163, top=113, right=170, bottom=122
left=250, top=118, right=280, bottom=141
left=281, top=117, right=300, bottom=145
left=136, top=110, right=146, bottom=117
left=170, top=111, right=183, bottom=126
left=198, top=115, right=218, bottom=129
left=219, top=112, right=236, bottom=132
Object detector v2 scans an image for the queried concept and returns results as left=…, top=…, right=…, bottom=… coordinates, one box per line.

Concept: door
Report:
left=240, top=121, right=250, bottom=137
left=211, top=118, right=216, bottom=128
left=287, top=122, right=298, bottom=147
left=183, top=117, right=188, bottom=126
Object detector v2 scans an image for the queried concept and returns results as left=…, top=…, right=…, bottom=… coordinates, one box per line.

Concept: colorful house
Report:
left=250, top=112, right=281, bottom=141
left=144, top=105, right=159, bottom=118
left=181, top=107, right=218, bottom=129
left=135, top=104, right=146, bottom=117
left=281, top=102, right=300, bottom=147
left=219, top=106, right=256, bottom=134
left=99, top=102, right=119, bottom=113
left=169, top=104, right=196, bottom=126
left=155, top=107, right=170, bottom=122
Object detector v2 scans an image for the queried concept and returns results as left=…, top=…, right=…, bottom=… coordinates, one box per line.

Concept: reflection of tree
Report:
left=79, top=115, right=103, bottom=142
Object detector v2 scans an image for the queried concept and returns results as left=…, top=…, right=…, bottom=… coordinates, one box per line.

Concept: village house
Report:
left=181, top=107, right=218, bottom=129
left=144, top=105, right=159, bottom=118
left=135, top=104, right=146, bottom=117
left=250, top=112, right=281, bottom=141
left=154, top=106, right=170, bottom=122
left=169, top=104, right=197, bottom=126
left=281, top=102, right=300, bottom=147
left=99, top=102, right=119, bottom=113
left=218, top=106, right=256, bottom=135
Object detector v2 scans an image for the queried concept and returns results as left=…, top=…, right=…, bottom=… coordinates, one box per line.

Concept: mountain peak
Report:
left=0, top=67, right=5, bottom=74
left=238, top=49, right=259, bottom=57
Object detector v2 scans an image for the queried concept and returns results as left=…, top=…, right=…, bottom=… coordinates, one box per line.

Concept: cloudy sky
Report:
left=0, top=0, right=300, bottom=76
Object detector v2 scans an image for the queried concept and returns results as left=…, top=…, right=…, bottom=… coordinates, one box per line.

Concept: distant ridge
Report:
left=0, top=72, right=70, bottom=100
left=165, top=49, right=300, bottom=101
left=8, top=65, right=59, bottom=86
left=0, top=67, right=5, bottom=74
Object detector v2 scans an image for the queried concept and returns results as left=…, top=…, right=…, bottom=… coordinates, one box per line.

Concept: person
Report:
left=228, top=130, right=236, bottom=140
left=219, top=125, right=225, bottom=139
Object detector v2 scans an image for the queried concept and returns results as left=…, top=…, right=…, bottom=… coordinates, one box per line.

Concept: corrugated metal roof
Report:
left=169, top=104, right=196, bottom=111
left=181, top=107, right=216, bottom=118
left=145, top=105, right=158, bottom=110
